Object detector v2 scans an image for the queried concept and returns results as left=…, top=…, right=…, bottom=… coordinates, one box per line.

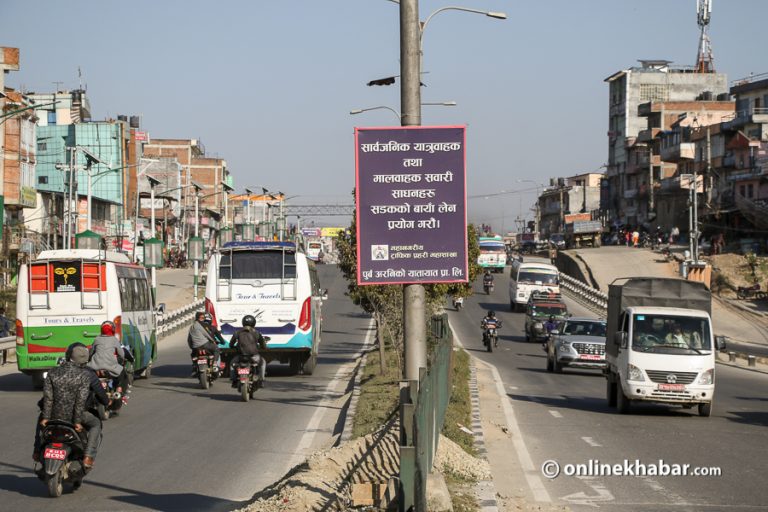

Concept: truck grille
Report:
left=645, top=370, right=697, bottom=385
left=572, top=342, right=605, bottom=356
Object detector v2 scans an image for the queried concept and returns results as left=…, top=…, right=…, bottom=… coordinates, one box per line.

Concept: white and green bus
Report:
left=16, top=249, right=160, bottom=388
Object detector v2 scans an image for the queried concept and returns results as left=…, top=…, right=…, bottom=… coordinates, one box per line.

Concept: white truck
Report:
left=604, top=277, right=725, bottom=417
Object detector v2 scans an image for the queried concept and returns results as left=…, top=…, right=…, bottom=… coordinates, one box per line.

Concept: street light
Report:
left=349, top=102, right=457, bottom=121
left=220, top=181, right=235, bottom=245
left=189, top=181, right=205, bottom=300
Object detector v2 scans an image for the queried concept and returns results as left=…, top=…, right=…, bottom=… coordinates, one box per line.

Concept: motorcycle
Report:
left=192, top=348, right=221, bottom=390
left=483, top=281, right=494, bottom=295
left=95, top=345, right=134, bottom=420
left=736, top=283, right=765, bottom=300
left=453, top=297, right=464, bottom=311
left=482, top=321, right=501, bottom=352
left=37, top=420, right=88, bottom=497
left=234, top=355, right=265, bottom=402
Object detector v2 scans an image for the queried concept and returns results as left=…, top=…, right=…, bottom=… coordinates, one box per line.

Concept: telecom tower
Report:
left=695, top=0, right=714, bottom=73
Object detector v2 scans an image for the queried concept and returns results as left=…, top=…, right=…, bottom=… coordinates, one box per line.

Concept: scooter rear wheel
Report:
left=46, top=471, right=63, bottom=498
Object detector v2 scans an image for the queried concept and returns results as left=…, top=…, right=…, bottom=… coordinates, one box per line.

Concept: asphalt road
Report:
left=0, top=264, right=371, bottom=511
left=450, top=270, right=768, bottom=511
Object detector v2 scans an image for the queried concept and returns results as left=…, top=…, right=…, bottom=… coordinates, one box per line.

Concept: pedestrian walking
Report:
left=0, top=307, right=10, bottom=338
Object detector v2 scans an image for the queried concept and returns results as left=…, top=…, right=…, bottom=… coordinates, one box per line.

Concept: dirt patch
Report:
left=434, top=434, right=491, bottom=482
left=707, top=253, right=768, bottom=298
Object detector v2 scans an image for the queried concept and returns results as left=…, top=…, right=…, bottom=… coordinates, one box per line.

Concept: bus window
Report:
left=220, top=251, right=297, bottom=280
left=119, top=278, right=134, bottom=312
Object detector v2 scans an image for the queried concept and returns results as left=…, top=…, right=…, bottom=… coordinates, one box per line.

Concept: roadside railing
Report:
left=400, top=313, right=453, bottom=511
left=558, top=273, right=608, bottom=312
left=157, top=299, right=204, bottom=337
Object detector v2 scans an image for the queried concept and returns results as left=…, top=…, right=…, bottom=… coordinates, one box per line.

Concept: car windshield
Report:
left=518, top=271, right=558, bottom=285
left=532, top=304, right=567, bottom=317
left=562, top=320, right=606, bottom=337
left=631, top=314, right=711, bottom=353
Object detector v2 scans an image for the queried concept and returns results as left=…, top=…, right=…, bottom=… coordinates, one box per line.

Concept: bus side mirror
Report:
left=613, top=331, right=627, bottom=348
left=715, top=335, right=727, bottom=351
left=156, top=303, right=166, bottom=315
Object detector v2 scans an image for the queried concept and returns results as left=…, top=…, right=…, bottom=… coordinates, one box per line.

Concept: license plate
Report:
left=579, top=354, right=602, bottom=361
left=197, top=359, right=208, bottom=365
left=237, top=368, right=250, bottom=375
left=658, top=383, right=685, bottom=391
left=43, top=448, right=66, bottom=460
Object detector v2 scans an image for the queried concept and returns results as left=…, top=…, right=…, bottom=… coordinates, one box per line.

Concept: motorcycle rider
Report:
left=483, top=270, right=494, bottom=291
left=229, top=315, right=268, bottom=389
left=35, top=343, right=109, bottom=470
left=187, top=312, right=223, bottom=376
left=481, top=310, right=501, bottom=344
left=87, top=321, right=130, bottom=400
left=544, top=315, right=559, bottom=334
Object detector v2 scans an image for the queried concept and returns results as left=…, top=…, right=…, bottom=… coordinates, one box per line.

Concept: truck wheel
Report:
left=616, top=378, right=631, bottom=414
left=698, top=402, right=712, bottom=417
left=606, top=376, right=617, bottom=407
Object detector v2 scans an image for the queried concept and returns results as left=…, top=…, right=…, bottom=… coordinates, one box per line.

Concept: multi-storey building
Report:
left=604, top=60, right=728, bottom=228
left=537, top=172, right=602, bottom=238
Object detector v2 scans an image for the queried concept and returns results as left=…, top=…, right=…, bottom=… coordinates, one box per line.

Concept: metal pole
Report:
left=86, top=170, right=92, bottom=231
left=693, top=169, right=699, bottom=263
left=279, top=198, right=284, bottom=241
left=689, top=183, right=694, bottom=260
left=150, top=183, right=157, bottom=299
left=649, top=147, right=655, bottom=212
left=194, top=192, right=199, bottom=300
left=400, top=0, right=426, bottom=384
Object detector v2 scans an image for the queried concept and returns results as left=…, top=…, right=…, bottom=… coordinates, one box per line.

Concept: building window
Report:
left=740, top=184, right=746, bottom=197
left=38, top=142, right=47, bottom=151
left=38, top=176, right=48, bottom=184
left=47, top=111, right=56, bottom=125
left=747, top=184, right=754, bottom=198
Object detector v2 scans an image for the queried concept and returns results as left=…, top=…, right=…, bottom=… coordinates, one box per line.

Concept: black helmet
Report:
left=203, top=313, right=213, bottom=324
left=549, top=315, right=555, bottom=321
left=242, top=315, right=256, bottom=328
left=488, top=310, right=496, bottom=317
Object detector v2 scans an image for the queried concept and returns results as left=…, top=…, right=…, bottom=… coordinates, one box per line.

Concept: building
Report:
left=537, top=172, right=602, bottom=238
left=142, top=139, right=231, bottom=247
left=604, top=60, right=728, bottom=228
left=0, top=46, right=20, bottom=247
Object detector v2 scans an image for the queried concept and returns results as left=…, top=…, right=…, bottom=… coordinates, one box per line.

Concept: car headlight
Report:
left=518, top=292, right=525, bottom=297
left=627, top=364, right=645, bottom=382
left=534, top=322, right=543, bottom=330
left=558, top=342, right=571, bottom=351
left=698, top=368, right=714, bottom=385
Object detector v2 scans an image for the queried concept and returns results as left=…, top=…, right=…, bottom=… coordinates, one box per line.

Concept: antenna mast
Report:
left=695, top=0, right=714, bottom=73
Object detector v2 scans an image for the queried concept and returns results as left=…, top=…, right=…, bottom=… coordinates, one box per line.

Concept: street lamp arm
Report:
left=420, top=6, right=507, bottom=47
left=350, top=106, right=402, bottom=121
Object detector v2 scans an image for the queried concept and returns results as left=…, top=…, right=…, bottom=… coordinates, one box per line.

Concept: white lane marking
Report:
left=487, top=362, right=551, bottom=502
left=549, top=410, right=563, bottom=419
left=561, top=480, right=614, bottom=507
left=581, top=436, right=601, bottom=447
left=640, top=477, right=689, bottom=506
left=286, top=320, right=375, bottom=470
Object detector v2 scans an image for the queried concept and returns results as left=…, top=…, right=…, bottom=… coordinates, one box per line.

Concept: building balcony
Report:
left=722, top=107, right=768, bottom=130
left=660, top=142, right=695, bottom=163
left=637, top=128, right=661, bottom=143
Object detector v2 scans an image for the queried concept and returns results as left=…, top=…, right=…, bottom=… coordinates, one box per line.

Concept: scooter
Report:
left=94, top=345, right=134, bottom=420
left=36, top=421, right=88, bottom=497
left=483, top=281, right=494, bottom=295
left=483, top=326, right=499, bottom=352
left=453, top=297, right=464, bottom=311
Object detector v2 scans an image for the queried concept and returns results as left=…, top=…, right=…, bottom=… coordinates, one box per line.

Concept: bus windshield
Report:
left=518, top=271, right=558, bottom=285
left=220, top=251, right=296, bottom=280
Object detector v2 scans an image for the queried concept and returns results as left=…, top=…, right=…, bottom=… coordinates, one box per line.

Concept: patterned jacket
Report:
left=41, top=361, right=91, bottom=425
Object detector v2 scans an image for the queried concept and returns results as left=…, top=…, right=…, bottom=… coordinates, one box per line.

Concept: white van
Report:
left=16, top=249, right=159, bottom=388
left=204, top=241, right=325, bottom=375
left=508, top=258, right=560, bottom=312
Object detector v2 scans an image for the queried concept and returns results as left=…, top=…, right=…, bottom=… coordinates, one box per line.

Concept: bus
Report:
left=16, top=249, right=159, bottom=388
left=508, top=258, right=560, bottom=312
left=478, top=235, right=507, bottom=273
left=204, top=241, right=325, bottom=375
left=306, top=239, right=323, bottom=263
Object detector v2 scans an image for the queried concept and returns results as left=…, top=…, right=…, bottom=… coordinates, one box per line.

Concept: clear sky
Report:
left=2, top=0, right=766, bottom=231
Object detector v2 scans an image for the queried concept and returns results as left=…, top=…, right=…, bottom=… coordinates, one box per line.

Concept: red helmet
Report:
left=101, top=321, right=116, bottom=336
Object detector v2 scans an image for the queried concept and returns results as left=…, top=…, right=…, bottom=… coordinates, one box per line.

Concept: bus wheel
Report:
left=139, top=365, right=151, bottom=380
left=301, top=353, right=317, bottom=375
left=289, top=356, right=302, bottom=374
left=31, top=371, right=45, bottom=391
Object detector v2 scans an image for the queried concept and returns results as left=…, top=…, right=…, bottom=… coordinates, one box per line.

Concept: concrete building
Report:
left=537, top=172, right=602, bottom=238
left=604, top=60, right=728, bottom=228
left=0, top=46, right=20, bottom=246
left=142, top=139, right=231, bottom=246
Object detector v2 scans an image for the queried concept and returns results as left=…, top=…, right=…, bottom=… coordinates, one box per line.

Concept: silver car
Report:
left=545, top=317, right=607, bottom=373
